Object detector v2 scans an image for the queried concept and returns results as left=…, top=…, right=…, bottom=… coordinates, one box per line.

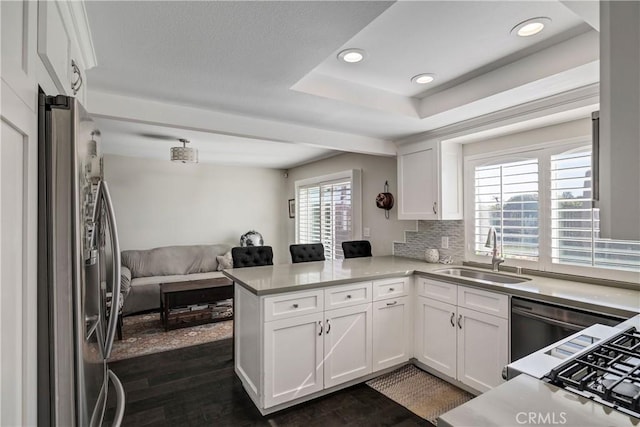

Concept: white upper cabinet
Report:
left=597, top=1, right=640, bottom=240
left=1, top=0, right=38, bottom=110
left=37, top=0, right=96, bottom=103
left=397, top=139, right=463, bottom=220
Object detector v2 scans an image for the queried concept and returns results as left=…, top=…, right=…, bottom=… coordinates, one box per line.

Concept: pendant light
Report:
left=170, top=138, right=198, bottom=163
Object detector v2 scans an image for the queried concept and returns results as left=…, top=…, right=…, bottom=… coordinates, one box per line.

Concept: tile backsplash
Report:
left=393, top=220, right=465, bottom=262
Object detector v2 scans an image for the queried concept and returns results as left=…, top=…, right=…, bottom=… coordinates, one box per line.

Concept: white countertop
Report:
left=223, top=256, right=640, bottom=316
left=438, top=374, right=638, bottom=427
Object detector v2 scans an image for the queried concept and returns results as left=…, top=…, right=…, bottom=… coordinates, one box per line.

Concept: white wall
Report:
left=104, top=154, right=289, bottom=263
left=285, top=153, right=414, bottom=256
left=462, top=118, right=591, bottom=157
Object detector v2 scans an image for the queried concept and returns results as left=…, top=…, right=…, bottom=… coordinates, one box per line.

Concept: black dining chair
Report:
left=231, top=246, right=274, bottom=268
left=341, top=240, right=372, bottom=259
left=289, top=243, right=326, bottom=263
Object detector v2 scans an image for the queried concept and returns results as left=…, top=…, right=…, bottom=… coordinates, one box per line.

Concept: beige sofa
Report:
left=120, top=244, right=231, bottom=315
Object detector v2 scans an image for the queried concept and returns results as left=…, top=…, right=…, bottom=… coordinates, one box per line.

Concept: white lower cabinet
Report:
left=372, top=296, right=412, bottom=371
left=236, top=276, right=508, bottom=413
left=258, top=282, right=374, bottom=410
left=414, top=278, right=508, bottom=393
left=323, top=304, right=373, bottom=388
left=415, top=296, right=457, bottom=379
left=264, top=312, right=324, bottom=407
left=457, top=307, right=508, bottom=392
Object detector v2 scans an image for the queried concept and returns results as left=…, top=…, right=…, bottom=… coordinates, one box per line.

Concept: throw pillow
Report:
left=217, top=251, right=233, bottom=271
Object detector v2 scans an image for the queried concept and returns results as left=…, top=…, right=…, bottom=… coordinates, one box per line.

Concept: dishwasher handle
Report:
left=511, top=307, right=584, bottom=332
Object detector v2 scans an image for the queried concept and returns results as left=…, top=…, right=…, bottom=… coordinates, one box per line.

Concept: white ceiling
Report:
left=95, top=117, right=336, bottom=169
left=85, top=1, right=598, bottom=168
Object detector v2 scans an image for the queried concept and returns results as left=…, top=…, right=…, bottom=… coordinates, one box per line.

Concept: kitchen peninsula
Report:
left=223, top=256, right=640, bottom=415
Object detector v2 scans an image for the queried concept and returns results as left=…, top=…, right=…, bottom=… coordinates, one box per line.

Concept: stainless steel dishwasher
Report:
left=510, top=297, right=626, bottom=362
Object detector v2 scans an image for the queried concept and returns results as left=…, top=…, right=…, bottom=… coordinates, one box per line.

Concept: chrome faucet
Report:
left=485, top=227, right=504, bottom=272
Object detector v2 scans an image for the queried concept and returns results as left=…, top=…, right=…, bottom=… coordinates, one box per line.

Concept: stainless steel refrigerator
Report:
left=38, top=93, right=125, bottom=426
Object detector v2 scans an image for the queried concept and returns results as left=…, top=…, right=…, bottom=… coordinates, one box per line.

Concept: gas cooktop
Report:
left=545, top=327, right=640, bottom=419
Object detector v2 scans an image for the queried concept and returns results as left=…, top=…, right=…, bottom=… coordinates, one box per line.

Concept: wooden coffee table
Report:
left=160, top=277, right=233, bottom=331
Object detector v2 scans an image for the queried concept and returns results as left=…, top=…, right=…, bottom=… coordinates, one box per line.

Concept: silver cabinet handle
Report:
left=450, top=312, right=455, bottom=327
left=389, top=287, right=395, bottom=292
left=433, top=202, right=437, bottom=214
left=346, top=295, right=351, bottom=299
left=386, top=301, right=398, bottom=306
left=71, top=60, right=83, bottom=95
left=97, top=181, right=121, bottom=359
left=318, top=321, right=323, bottom=336
left=326, top=319, right=331, bottom=334
left=457, top=314, right=463, bottom=329
left=292, top=303, right=299, bottom=308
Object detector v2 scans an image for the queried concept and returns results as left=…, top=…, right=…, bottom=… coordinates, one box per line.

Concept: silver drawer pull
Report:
left=318, top=321, right=323, bottom=336
left=457, top=314, right=463, bottom=329
left=326, top=319, right=331, bottom=334
left=292, top=303, right=299, bottom=309
left=386, top=301, right=398, bottom=306
left=389, top=287, right=395, bottom=291
left=450, top=312, right=455, bottom=327
left=346, top=295, right=352, bottom=299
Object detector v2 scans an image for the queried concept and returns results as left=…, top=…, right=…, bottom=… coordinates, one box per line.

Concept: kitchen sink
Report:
left=433, top=267, right=531, bottom=285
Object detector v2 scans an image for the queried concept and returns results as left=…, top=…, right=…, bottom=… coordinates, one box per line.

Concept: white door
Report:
left=263, top=313, right=324, bottom=408
left=457, top=307, right=508, bottom=393
left=414, top=296, right=457, bottom=379
left=324, top=304, right=373, bottom=388
left=372, top=296, right=411, bottom=372
left=398, top=142, right=438, bottom=220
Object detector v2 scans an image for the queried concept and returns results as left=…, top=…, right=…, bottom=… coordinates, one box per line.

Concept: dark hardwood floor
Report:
left=104, top=338, right=432, bottom=426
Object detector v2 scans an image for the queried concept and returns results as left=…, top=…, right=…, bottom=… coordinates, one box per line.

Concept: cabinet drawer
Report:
left=264, top=290, right=324, bottom=322
left=325, top=282, right=372, bottom=310
left=457, top=286, right=508, bottom=319
left=416, top=277, right=457, bottom=304
left=373, top=277, right=409, bottom=301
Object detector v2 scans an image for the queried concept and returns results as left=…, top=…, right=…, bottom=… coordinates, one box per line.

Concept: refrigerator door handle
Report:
left=108, top=370, right=126, bottom=426
left=98, top=180, right=122, bottom=358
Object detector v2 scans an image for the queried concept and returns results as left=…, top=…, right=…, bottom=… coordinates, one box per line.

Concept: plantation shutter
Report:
left=474, top=158, right=539, bottom=261
left=551, top=149, right=640, bottom=271
left=297, top=179, right=352, bottom=260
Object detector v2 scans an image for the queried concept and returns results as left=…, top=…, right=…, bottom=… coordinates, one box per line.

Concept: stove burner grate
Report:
left=547, top=327, right=640, bottom=417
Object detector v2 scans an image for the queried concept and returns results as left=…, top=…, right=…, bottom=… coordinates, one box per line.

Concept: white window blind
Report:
left=551, top=148, right=640, bottom=271
left=297, top=179, right=352, bottom=260
left=474, top=158, right=539, bottom=261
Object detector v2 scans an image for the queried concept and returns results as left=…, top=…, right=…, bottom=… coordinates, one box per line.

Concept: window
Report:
left=466, top=141, right=640, bottom=280
left=295, top=170, right=361, bottom=260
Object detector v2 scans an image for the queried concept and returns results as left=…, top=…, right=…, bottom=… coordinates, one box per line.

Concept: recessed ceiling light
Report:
left=511, top=17, right=551, bottom=37
left=411, top=73, right=436, bottom=84
left=337, top=48, right=366, bottom=63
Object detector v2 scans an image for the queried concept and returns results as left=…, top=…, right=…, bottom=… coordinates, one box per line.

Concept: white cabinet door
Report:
left=398, top=142, right=438, bottom=220
left=398, top=140, right=463, bottom=220
left=415, top=296, right=457, bottom=379
left=372, top=296, right=411, bottom=372
left=263, top=312, right=324, bottom=408
left=37, top=0, right=71, bottom=95
left=457, top=307, right=508, bottom=393
left=1, top=0, right=37, bottom=109
left=323, top=304, right=373, bottom=388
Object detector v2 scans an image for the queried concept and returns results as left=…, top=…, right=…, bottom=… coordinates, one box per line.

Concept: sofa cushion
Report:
left=216, top=251, right=233, bottom=270
left=122, top=244, right=231, bottom=278
left=120, top=266, right=132, bottom=297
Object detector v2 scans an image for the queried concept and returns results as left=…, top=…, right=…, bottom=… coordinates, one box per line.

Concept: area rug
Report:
left=366, top=364, right=474, bottom=425
left=109, top=313, right=233, bottom=362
